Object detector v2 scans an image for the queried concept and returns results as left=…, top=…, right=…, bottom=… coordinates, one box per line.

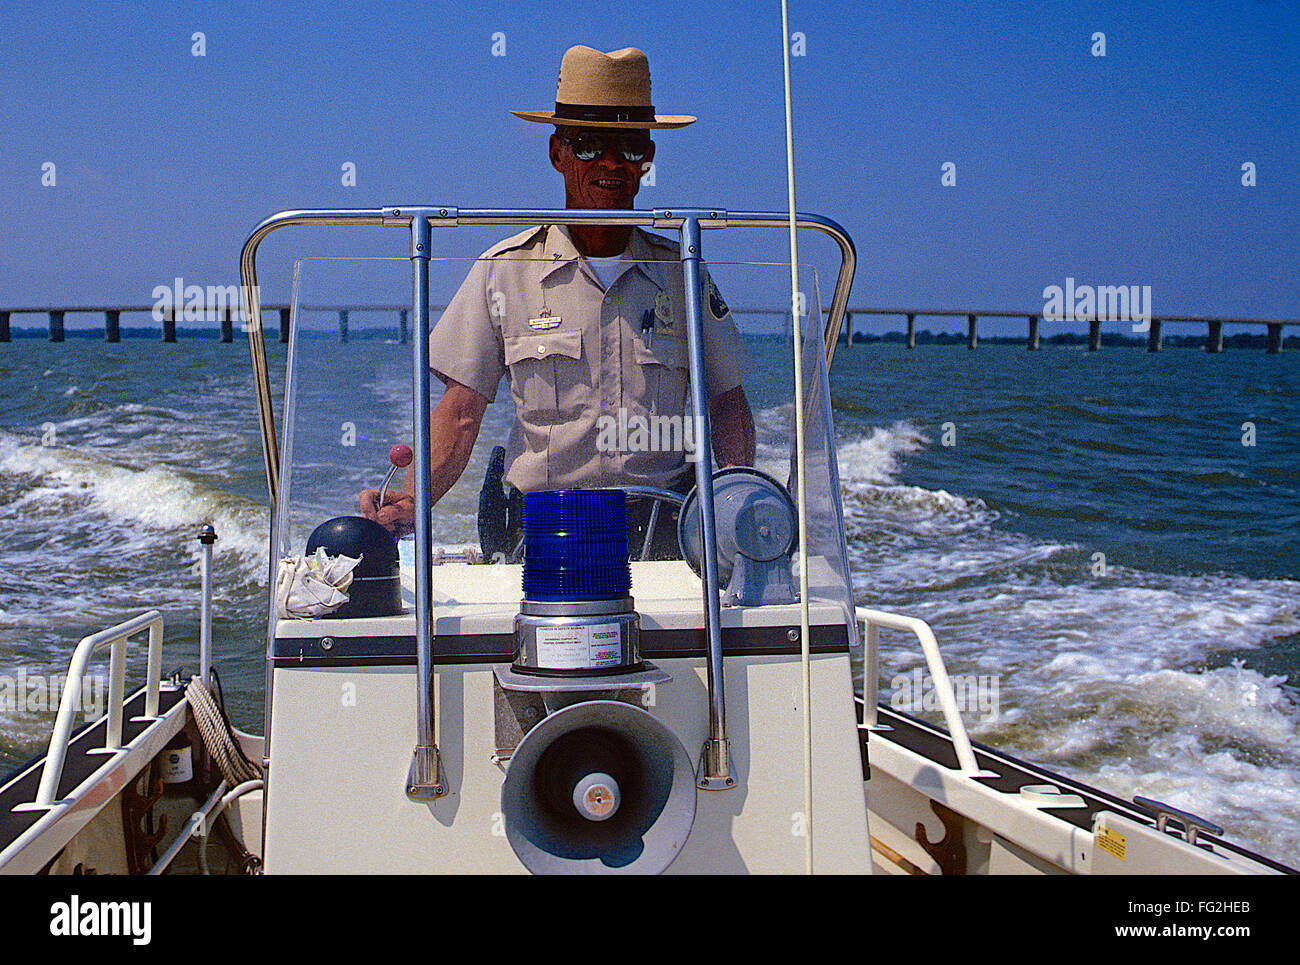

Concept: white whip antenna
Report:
left=781, top=0, right=814, bottom=876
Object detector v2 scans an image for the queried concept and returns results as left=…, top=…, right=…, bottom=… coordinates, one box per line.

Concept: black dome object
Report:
left=305, top=516, right=402, bottom=619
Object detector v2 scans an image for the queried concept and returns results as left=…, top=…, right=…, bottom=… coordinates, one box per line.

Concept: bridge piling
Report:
left=1206, top=320, right=1224, bottom=353
left=1266, top=323, right=1283, bottom=354
left=1147, top=318, right=1162, bottom=352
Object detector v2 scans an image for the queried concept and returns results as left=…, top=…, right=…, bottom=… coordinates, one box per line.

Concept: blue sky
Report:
left=2, top=0, right=1297, bottom=334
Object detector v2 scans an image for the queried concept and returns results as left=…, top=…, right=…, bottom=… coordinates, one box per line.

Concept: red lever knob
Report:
left=389, top=444, right=413, bottom=469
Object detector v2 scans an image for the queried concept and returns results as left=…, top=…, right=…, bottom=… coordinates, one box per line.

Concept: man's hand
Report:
left=360, top=487, right=415, bottom=537
left=358, top=378, right=490, bottom=535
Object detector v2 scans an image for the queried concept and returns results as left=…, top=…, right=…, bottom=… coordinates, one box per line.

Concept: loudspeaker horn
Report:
left=501, top=699, right=697, bottom=875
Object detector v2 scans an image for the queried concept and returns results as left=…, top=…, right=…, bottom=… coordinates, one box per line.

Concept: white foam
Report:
left=836, top=420, right=929, bottom=486
left=833, top=419, right=1300, bottom=866
left=0, top=430, right=269, bottom=582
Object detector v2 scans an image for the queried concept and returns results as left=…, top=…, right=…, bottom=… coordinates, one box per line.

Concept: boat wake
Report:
left=832, top=418, right=1300, bottom=865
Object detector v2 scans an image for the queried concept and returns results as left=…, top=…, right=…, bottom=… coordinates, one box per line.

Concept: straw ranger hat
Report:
left=511, top=45, right=695, bottom=130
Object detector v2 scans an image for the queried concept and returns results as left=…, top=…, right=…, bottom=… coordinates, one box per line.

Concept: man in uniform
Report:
left=361, top=45, right=754, bottom=557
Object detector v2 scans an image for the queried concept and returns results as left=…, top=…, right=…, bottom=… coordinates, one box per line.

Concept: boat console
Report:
left=248, top=206, right=870, bottom=873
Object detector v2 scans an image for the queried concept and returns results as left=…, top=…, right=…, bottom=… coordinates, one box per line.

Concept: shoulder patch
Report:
left=707, top=278, right=730, bottom=321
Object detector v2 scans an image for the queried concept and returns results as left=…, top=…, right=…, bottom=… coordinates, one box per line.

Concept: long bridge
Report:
left=0, top=304, right=1294, bottom=353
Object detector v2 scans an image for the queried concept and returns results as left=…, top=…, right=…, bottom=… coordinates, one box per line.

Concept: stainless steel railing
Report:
left=31, top=610, right=165, bottom=807
left=238, top=205, right=858, bottom=795
left=856, top=605, right=983, bottom=775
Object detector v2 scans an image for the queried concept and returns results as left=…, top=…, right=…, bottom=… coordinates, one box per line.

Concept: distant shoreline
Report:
left=3, top=327, right=1296, bottom=350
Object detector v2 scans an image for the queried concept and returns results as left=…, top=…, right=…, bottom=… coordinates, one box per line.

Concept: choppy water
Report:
left=1, top=334, right=1297, bottom=865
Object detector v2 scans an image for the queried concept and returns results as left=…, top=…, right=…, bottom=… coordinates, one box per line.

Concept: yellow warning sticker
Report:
left=1097, top=825, right=1127, bottom=861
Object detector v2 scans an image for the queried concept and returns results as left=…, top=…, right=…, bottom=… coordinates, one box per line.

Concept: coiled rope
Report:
left=185, top=675, right=263, bottom=787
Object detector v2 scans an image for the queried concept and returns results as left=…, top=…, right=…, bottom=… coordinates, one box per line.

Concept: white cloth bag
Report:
left=275, top=547, right=361, bottom=619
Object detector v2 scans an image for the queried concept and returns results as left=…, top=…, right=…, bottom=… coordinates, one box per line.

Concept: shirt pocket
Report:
left=503, top=330, right=585, bottom=421
left=633, top=334, right=690, bottom=416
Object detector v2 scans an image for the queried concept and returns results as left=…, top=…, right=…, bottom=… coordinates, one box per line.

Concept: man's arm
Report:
left=709, top=384, right=755, bottom=468
left=360, top=378, right=490, bottom=534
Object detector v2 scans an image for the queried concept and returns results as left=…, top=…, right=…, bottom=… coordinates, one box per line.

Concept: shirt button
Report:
left=537, top=345, right=546, bottom=354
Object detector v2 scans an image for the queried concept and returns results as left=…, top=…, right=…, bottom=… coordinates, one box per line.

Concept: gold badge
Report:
left=528, top=308, right=562, bottom=330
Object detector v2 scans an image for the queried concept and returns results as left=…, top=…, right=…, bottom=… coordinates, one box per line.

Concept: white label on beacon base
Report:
left=588, top=625, right=623, bottom=666
left=536, top=624, right=623, bottom=669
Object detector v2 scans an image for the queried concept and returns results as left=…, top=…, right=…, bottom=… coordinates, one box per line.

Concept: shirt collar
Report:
left=540, top=225, right=663, bottom=291
left=626, top=228, right=673, bottom=291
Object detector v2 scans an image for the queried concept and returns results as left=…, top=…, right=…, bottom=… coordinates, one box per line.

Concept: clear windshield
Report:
left=274, top=246, right=857, bottom=656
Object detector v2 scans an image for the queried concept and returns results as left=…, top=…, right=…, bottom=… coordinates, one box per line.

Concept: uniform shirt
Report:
left=428, top=224, right=752, bottom=493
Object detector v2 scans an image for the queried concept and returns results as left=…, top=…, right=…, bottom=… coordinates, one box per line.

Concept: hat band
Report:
left=554, top=101, right=656, bottom=123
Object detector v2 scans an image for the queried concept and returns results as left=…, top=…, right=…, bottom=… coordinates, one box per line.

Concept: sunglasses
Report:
left=557, top=130, right=652, bottom=163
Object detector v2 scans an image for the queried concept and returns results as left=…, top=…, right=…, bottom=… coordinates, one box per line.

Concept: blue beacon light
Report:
left=522, top=489, right=632, bottom=603
left=514, top=489, right=641, bottom=675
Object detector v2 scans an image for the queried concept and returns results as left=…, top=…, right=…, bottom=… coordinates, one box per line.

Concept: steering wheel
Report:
left=622, top=486, right=687, bottom=561
left=499, top=485, right=685, bottom=564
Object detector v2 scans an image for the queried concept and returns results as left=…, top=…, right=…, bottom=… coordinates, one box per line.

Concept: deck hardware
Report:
left=696, top=739, right=736, bottom=790
left=405, top=211, right=448, bottom=801
left=1133, top=796, right=1223, bottom=846
left=197, top=525, right=217, bottom=686
left=145, top=780, right=228, bottom=875
left=491, top=673, right=664, bottom=758
left=1017, top=784, right=1086, bottom=808
left=122, top=775, right=167, bottom=875
left=319, top=637, right=335, bottom=651
left=677, top=214, right=737, bottom=790
left=787, top=629, right=799, bottom=642
left=915, top=800, right=966, bottom=875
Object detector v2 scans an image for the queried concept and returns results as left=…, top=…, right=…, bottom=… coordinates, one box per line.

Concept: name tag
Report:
left=528, top=309, right=562, bottom=330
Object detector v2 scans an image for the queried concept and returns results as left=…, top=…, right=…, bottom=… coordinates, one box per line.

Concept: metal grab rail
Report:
left=34, top=610, right=165, bottom=806
left=239, top=206, right=856, bottom=509
left=856, top=606, right=981, bottom=775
